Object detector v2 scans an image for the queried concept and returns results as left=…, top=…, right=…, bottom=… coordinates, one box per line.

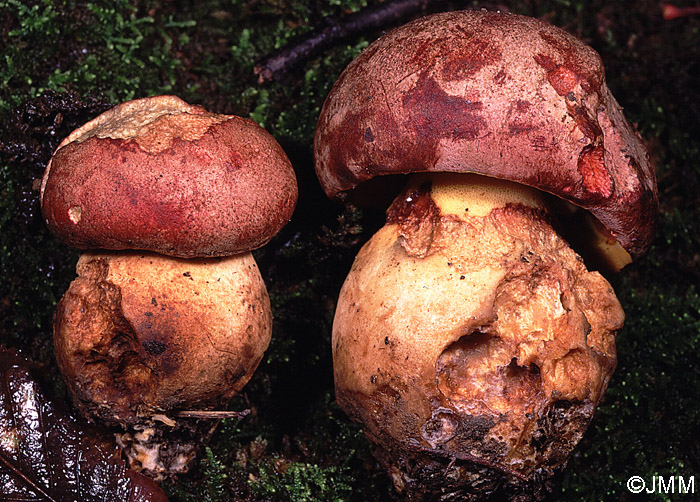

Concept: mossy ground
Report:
left=1, top=1, right=698, bottom=501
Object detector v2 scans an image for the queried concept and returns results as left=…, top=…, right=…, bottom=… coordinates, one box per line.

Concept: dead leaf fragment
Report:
left=0, top=345, right=168, bottom=502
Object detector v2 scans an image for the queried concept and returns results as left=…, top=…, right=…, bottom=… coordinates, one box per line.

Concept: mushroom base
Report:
left=54, top=251, right=272, bottom=427
left=332, top=177, right=624, bottom=499
left=345, top=389, right=594, bottom=501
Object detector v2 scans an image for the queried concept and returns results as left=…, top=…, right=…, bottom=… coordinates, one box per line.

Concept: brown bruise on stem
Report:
left=332, top=173, right=623, bottom=497
left=386, top=181, right=440, bottom=258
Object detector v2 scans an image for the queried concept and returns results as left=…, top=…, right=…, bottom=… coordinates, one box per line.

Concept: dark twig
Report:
left=406, top=442, right=528, bottom=481
left=0, top=449, right=60, bottom=502
left=254, top=0, right=436, bottom=84
left=446, top=449, right=528, bottom=481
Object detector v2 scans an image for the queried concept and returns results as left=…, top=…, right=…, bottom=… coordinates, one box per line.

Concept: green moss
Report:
left=0, top=0, right=193, bottom=113
left=250, top=460, right=353, bottom=502
left=203, top=447, right=233, bottom=502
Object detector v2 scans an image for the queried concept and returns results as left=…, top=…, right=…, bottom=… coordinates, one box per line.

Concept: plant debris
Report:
left=254, top=0, right=436, bottom=84
left=0, top=345, right=168, bottom=502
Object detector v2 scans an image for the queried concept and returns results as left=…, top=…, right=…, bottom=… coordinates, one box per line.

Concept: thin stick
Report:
left=447, top=450, right=528, bottom=481
left=0, top=449, right=60, bottom=502
left=406, top=443, right=528, bottom=481
left=254, top=0, right=435, bottom=84
left=174, top=409, right=251, bottom=419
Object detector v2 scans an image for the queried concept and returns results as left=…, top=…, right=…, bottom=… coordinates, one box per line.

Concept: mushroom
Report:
left=41, top=95, right=297, bottom=477
left=314, top=10, right=657, bottom=499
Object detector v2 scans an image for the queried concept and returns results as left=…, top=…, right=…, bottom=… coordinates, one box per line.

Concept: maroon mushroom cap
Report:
left=314, top=10, right=657, bottom=258
left=41, top=95, right=298, bottom=258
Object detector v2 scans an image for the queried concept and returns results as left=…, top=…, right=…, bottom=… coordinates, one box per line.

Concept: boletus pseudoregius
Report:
left=314, top=10, right=658, bottom=500
left=41, top=95, right=297, bottom=477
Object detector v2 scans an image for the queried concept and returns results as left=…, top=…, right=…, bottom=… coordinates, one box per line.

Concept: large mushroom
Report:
left=314, top=10, right=657, bottom=499
left=41, top=95, right=297, bottom=477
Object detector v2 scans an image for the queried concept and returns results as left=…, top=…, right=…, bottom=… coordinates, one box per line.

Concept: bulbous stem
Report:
left=332, top=173, right=624, bottom=498
left=54, top=250, right=272, bottom=427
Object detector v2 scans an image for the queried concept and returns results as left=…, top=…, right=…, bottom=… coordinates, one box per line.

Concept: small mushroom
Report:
left=42, top=95, right=297, bottom=477
left=314, top=11, right=657, bottom=499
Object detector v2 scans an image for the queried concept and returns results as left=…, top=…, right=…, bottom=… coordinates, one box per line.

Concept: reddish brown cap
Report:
left=41, top=95, right=298, bottom=258
left=314, top=10, right=657, bottom=258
